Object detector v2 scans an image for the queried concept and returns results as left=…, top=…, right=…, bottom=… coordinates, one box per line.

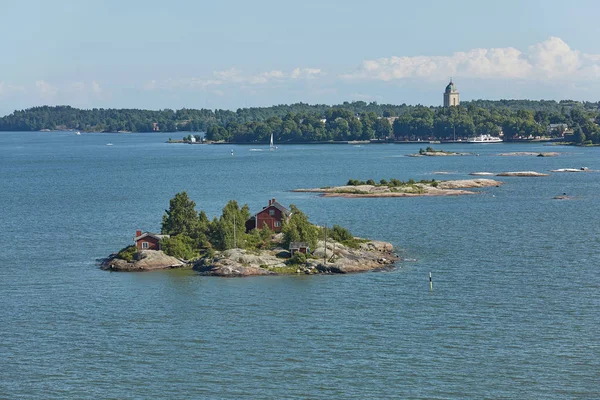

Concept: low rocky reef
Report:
left=470, top=171, right=550, bottom=177
left=100, top=250, right=185, bottom=271
left=496, top=171, right=550, bottom=177
left=293, top=178, right=502, bottom=198
left=408, top=147, right=471, bottom=157
left=550, top=167, right=590, bottom=173
left=194, top=239, right=397, bottom=277
left=497, top=152, right=560, bottom=157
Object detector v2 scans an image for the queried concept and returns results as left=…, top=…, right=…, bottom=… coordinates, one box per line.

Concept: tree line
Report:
left=1, top=101, right=599, bottom=144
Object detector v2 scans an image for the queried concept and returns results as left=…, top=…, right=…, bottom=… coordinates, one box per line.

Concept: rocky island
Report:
left=100, top=193, right=397, bottom=276
left=408, top=146, right=471, bottom=157
left=293, top=178, right=502, bottom=198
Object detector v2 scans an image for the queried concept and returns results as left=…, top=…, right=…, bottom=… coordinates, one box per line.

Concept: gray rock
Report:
left=100, top=250, right=185, bottom=272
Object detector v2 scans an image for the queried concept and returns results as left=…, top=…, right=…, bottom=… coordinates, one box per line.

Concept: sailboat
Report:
left=269, top=132, right=276, bottom=150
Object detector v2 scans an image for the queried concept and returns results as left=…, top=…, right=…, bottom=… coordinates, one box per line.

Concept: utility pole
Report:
left=324, top=224, right=327, bottom=265
left=233, top=213, right=237, bottom=249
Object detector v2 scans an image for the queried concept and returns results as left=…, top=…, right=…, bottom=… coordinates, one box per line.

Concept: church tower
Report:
left=443, top=79, right=459, bottom=107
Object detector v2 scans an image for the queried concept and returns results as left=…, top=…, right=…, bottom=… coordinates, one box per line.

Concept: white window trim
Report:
left=142, top=242, right=149, bottom=249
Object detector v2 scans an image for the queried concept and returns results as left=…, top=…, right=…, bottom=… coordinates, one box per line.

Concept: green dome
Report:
left=445, top=81, right=456, bottom=92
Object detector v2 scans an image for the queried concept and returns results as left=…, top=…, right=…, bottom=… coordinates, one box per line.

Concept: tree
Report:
left=161, top=192, right=200, bottom=236
left=209, top=200, right=251, bottom=250
left=281, top=205, right=319, bottom=249
left=373, top=118, right=392, bottom=139
left=573, top=126, right=586, bottom=144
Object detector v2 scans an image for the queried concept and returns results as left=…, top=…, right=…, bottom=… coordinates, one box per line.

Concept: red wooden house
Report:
left=246, top=198, right=291, bottom=233
left=134, top=230, right=170, bottom=251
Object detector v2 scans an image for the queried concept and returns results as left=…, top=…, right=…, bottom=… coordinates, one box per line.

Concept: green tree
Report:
left=209, top=200, right=251, bottom=250
left=573, top=126, right=586, bottom=143
left=161, top=192, right=200, bottom=236
left=281, top=205, right=320, bottom=249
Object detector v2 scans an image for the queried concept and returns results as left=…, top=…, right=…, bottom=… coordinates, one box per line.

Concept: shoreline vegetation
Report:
left=100, top=192, right=397, bottom=275
left=2, top=100, right=599, bottom=145
left=293, top=178, right=503, bottom=198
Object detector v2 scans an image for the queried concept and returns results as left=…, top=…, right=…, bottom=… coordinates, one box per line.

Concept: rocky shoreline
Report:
left=101, top=240, right=398, bottom=276
left=293, top=178, right=502, bottom=198
left=100, top=250, right=185, bottom=271
left=194, top=239, right=397, bottom=276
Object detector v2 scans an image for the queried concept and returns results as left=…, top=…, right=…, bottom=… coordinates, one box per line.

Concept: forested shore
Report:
left=1, top=99, right=599, bottom=144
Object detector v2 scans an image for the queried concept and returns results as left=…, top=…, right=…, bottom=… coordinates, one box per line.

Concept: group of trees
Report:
left=2, top=100, right=599, bottom=144
left=206, top=110, right=393, bottom=142
left=158, top=192, right=329, bottom=259
left=391, top=105, right=600, bottom=142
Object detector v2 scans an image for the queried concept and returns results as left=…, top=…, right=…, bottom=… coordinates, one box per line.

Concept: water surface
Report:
left=1, top=132, right=599, bottom=398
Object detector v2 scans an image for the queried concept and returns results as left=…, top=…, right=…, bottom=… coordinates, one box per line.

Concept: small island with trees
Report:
left=101, top=193, right=397, bottom=276
left=293, top=178, right=503, bottom=197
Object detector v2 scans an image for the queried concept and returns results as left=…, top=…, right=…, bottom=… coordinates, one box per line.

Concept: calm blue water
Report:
left=1, top=131, right=599, bottom=399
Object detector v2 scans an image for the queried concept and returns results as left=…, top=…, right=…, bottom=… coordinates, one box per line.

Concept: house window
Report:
left=269, top=209, right=275, bottom=216
left=274, top=221, right=281, bottom=227
left=142, top=242, right=149, bottom=249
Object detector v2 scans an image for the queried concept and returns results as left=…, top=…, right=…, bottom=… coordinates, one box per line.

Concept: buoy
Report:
left=231, top=149, right=234, bottom=156
left=429, top=272, right=433, bottom=291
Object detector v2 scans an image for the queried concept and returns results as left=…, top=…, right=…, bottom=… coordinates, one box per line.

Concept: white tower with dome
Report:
left=443, top=79, right=459, bottom=107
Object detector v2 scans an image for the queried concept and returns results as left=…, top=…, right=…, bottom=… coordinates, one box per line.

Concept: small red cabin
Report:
left=289, top=242, right=309, bottom=256
left=246, top=198, right=291, bottom=233
left=134, top=230, right=170, bottom=251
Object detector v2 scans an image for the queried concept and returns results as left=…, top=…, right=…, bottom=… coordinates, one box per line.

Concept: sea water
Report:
left=0, top=131, right=599, bottom=398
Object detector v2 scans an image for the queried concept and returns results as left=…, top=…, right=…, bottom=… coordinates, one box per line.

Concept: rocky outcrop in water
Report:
left=193, top=240, right=398, bottom=276
left=496, top=171, right=549, bottom=177
left=100, top=250, right=185, bottom=271
left=293, top=179, right=503, bottom=198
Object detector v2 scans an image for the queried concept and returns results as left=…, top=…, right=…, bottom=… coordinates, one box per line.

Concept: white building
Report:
left=443, top=80, right=460, bottom=107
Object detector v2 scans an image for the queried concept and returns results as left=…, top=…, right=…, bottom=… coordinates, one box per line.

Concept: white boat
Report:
left=75, top=131, right=81, bottom=135
left=467, top=134, right=502, bottom=143
left=269, top=132, right=277, bottom=150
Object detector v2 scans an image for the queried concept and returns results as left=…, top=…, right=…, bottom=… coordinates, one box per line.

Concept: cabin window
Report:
left=142, top=242, right=149, bottom=249
left=269, top=209, right=275, bottom=216
left=275, top=221, right=281, bottom=227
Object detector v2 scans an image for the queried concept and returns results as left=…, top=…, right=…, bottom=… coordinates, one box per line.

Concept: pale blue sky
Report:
left=1, top=0, right=600, bottom=115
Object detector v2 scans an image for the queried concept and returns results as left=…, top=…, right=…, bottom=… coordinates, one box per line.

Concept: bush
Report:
left=366, top=179, right=376, bottom=185
left=117, top=245, right=137, bottom=262
left=161, top=235, right=199, bottom=260
left=288, top=251, right=307, bottom=265
left=329, top=224, right=354, bottom=243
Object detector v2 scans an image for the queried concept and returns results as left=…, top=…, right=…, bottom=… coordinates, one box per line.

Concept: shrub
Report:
left=161, top=235, right=199, bottom=260
left=329, top=224, right=354, bottom=243
left=117, top=245, right=137, bottom=262
left=366, top=179, right=376, bottom=185
left=288, top=251, right=307, bottom=265
left=379, top=179, right=388, bottom=186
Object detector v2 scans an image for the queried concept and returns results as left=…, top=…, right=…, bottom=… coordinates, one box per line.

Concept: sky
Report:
left=1, top=0, right=600, bottom=115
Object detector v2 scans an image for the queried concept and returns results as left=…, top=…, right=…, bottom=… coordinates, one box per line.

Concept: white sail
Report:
left=270, top=132, right=275, bottom=150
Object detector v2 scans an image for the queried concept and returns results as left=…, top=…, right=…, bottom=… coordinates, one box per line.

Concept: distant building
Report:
left=289, top=242, right=309, bottom=256
left=547, top=123, right=569, bottom=135
left=246, top=198, right=291, bottom=233
left=134, top=230, right=170, bottom=251
left=443, top=79, right=460, bottom=107
left=152, top=122, right=159, bottom=131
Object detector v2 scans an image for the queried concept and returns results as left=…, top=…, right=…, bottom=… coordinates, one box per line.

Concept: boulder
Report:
left=100, top=250, right=185, bottom=272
